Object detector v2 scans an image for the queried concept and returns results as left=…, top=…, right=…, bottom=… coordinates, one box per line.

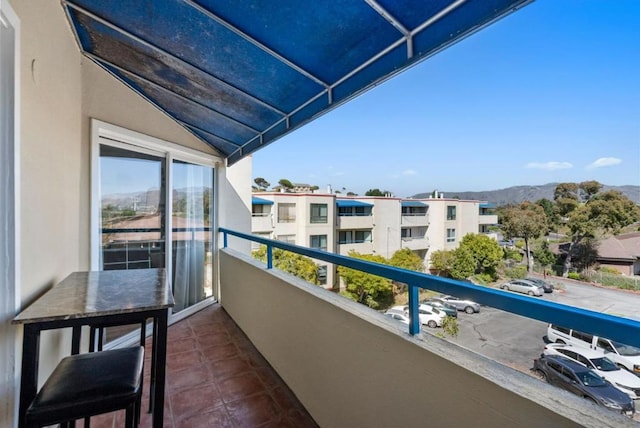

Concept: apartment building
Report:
left=251, top=192, right=497, bottom=288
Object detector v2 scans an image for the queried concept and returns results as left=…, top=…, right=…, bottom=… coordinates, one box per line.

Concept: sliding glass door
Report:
left=94, top=124, right=217, bottom=342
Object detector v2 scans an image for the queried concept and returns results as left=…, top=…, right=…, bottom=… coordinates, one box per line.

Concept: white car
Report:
left=383, top=309, right=410, bottom=325
left=389, top=305, right=444, bottom=328
left=543, top=343, right=640, bottom=400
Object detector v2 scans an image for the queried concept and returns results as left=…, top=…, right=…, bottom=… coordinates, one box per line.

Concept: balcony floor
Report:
left=90, top=304, right=318, bottom=427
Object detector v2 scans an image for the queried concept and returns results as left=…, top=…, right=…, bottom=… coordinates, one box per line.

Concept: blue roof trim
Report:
left=252, top=197, right=274, bottom=205
left=337, top=200, right=373, bottom=208
left=480, top=203, right=496, bottom=208
left=402, top=201, right=427, bottom=207
left=63, top=0, right=533, bottom=164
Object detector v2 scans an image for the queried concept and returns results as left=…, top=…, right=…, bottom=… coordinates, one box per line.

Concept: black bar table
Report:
left=13, top=268, right=174, bottom=428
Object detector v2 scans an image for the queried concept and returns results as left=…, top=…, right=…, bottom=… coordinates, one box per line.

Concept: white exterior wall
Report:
left=369, top=198, right=402, bottom=259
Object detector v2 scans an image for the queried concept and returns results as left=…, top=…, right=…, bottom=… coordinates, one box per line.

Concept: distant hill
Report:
left=412, top=183, right=640, bottom=206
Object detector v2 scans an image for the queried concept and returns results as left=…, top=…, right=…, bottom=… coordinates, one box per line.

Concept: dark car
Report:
left=421, top=299, right=458, bottom=318
left=526, top=277, right=554, bottom=293
left=532, top=354, right=634, bottom=417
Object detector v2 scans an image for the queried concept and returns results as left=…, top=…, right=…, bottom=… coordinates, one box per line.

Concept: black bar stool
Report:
left=25, top=346, right=144, bottom=428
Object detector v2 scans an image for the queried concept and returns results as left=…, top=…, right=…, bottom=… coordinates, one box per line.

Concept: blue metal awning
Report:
left=336, top=200, right=373, bottom=208
left=252, top=196, right=274, bottom=205
left=401, top=200, right=427, bottom=207
left=62, top=0, right=532, bottom=165
left=480, top=203, right=496, bottom=208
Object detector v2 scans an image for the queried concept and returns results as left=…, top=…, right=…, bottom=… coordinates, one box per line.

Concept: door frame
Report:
left=90, top=119, right=221, bottom=328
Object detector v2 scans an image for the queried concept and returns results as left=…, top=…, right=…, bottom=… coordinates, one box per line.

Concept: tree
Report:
left=429, top=249, right=455, bottom=277
left=579, top=180, right=602, bottom=202
left=337, top=251, right=392, bottom=309
left=254, top=177, right=270, bottom=191
left=365, top=188, right=385, bottom=196
left=278, top=179, right=294, bottom=191
left=252, top=246, right=319, bottom=284
left=561, top=189, right=640, bottom=276
left=389, top=248, right=425, bottom=272
left=532, top=241, right=557, bottom=273
left=500, top=202, right=548, bottom=272
left=536, top=198, right=557, bottom=232
left=458, top=233, right=503, bottom=278
left=310, top=185, right=319, bottom=192
left=450, top=247, right=475, bottom=280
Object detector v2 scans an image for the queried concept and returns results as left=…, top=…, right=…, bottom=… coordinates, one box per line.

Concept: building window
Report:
left=446, top=228, right=456, bottom=243
left=339, top=230, right=372, bottom=244
left=317, top=265, right=327, bottom=285
left=401, top=228, right=411, bottom=239
left=310, top=203, right=328, bottom=223
left=447, top=205, right=457, bottom=220
left=310, top=234, right=327, bottom=251
left=277, top=234, right=296, bottom=244
left=337, top=206, right=372, bottom=216
left=277, top=203, right=296, bottom=223
left=252, top=204, right=269, bottom=216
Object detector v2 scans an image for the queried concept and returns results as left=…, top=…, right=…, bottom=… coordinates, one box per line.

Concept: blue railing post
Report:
left=223, top=230, right=228, bottom=248
left=267, top=244, right=273, bottom=269
left=408, top=284, right=420, bottom=335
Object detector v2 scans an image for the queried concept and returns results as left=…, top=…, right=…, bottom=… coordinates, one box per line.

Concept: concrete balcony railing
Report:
left=218, top=227, right=640, bottom=428
left=401, top=214, right=429, bottom=227
left=336, top=214, right=374, bottom=230
left=479, top=214, right=498, bottom=225
left=401, top=236, right=429, bottom=250
left=251, top=214, right=274, bottom=232
left=337, top=241, right=374, bottom=255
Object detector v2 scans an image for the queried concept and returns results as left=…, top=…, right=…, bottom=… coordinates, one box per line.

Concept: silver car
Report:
left=431, top=295, right=480, bottom=314
left=500, top=279, right=543, bottom=296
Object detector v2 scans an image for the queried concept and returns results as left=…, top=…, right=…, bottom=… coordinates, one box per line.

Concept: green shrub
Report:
left=503, top=248, right=523, bottom=262
left=567, top=272, right=581, bottom=280
left=598, top=266, right=621, bottom=275
left=471, top=273, right=495, bottom=285
left=504, top=266, right=527, bottom=279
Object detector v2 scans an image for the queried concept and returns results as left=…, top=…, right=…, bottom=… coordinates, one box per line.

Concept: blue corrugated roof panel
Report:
left=252, top=196, right=274, bottom=205
left=401, top=201, right=427, bottom=207
left=336, top=200, right=373, bottom=208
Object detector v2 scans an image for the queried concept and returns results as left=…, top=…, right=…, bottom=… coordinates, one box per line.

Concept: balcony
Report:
left=251, top=213, right=274, bottom=233
left=338, top=241, right=374, bottom=255
left=336, top=214, right=374, bottom=230
left=401, top=236, right=430, bottom=250
left=216, top=229, right=640, bottom=427
left=479, top=214, right=499, bottom=225
left=401, top=214, right=429, bottom=227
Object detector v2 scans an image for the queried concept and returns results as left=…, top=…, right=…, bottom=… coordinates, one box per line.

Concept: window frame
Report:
left=310, top=203, right=328, bottom=223
left=446, top=205, right=457, bottom=221
left=446, top=228, right=456, bottom=243
left=310, top=234, right=328, bottom=251
left=277, top=202, right=296, bottom=223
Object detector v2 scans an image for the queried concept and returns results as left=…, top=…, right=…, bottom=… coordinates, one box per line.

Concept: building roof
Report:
left=401, top=201, right=428, bottom=208
left=598, top=232, right=640, bottom=261
left=62, top=0, right=532, bottom=165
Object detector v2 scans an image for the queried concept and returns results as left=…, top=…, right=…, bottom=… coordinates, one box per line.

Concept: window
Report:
left=317, top=265, right=327, bottom=285
left=277, top=203, right=296, bottom=222
left=338, top=206, right=372, bottom=216
left=310, top=235, right=327, bottom=251
left=252, top=204, right=268, bottom=216
left=447, top=205, right=457, bottom=220
left=446, top=228, right=456, bottom=243
left=401, top=228, right=411, bottom=238
left=310, top=203, right=328, bottom=223
left=339, top=230, right=372, bottom=244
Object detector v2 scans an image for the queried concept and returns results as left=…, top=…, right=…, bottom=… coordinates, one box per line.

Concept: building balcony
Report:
left=337, top=241, right=374, bottom=255
left=336, top=214, right=374, bottom=230
left=479, top=214, right=498, bottom=225
left=251, top=214, right=274, bottom=232
left=401, top=236, right=430, bottom=250
left=401, top=214, right=429, bottom=227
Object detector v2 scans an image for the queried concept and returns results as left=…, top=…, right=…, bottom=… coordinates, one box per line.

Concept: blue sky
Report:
left=252, top=0, right=640, bottom=198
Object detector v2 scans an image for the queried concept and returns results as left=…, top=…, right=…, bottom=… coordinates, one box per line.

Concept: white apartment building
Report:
left=251, top=192, right=498, bottom=289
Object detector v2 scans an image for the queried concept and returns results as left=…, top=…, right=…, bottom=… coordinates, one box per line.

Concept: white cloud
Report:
left=586, top=157, right=622, bottom=170
left=525, top=161, right=573, bottom=170
left=402, top=169, right=417, bottom=176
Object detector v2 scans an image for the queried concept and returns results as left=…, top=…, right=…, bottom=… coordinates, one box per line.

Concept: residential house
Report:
left=596, top=232, right=640, bottom=275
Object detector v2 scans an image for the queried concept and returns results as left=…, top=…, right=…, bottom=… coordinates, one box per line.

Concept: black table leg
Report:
left=152, top=310, right=168, bottom=428
left=18, top=324, right=40, bottom=428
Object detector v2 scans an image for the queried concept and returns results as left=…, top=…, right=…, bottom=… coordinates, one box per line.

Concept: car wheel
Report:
left=503, top=285, right=510, bottom=291
left=464, top=306, right=475, bottom=314
left=427, top=320, right=437, bottom=328
left=555, top=339, right=566, bottom=344
left=527, top=291, right=534, bottom=296
left=533, top=370, right=547, bottom=382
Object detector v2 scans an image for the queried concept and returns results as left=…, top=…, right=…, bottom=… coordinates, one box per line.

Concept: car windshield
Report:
left=590, top=357, right=619, bottom=372
left=611, top=341, right=640, bottom=356
left=577, top=370, right=607, bottom=387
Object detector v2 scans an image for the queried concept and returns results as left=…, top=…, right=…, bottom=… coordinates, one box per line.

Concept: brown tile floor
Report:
left=87, top=304, right=318, bottom=427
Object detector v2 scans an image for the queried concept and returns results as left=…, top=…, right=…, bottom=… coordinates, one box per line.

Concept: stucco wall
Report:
left=219, top=248, right=633, bottom=428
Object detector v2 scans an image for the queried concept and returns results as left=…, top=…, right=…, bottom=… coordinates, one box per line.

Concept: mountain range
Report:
left=412, top=183, right=640, bottom=206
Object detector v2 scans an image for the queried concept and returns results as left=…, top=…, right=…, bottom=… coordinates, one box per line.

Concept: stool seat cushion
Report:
left=26, top=346, right=144, bottom=424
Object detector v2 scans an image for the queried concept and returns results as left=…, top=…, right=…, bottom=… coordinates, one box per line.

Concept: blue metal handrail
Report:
left=219, top=227, right=640, bottom=347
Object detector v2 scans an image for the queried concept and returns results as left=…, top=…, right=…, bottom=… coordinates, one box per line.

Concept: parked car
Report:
left=543, top=343, right=640, bottom=400
left=431, top=295, right=480, bottom=314
left=396, top=305, right=445, bottom=328
left=526, top=277, right=554, bottom=293
left=532, top=354, right=635, bottom=417
left=383, top=309, right=409, bottom=325
left=547, top=324, right=640, bottom=375
left=499, top=279, right=543, bottom=296
left=421, top=299, right=458, bottom=318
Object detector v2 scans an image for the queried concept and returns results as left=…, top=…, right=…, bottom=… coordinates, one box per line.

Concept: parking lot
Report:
left=425, top=278, right=640, bottom=421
